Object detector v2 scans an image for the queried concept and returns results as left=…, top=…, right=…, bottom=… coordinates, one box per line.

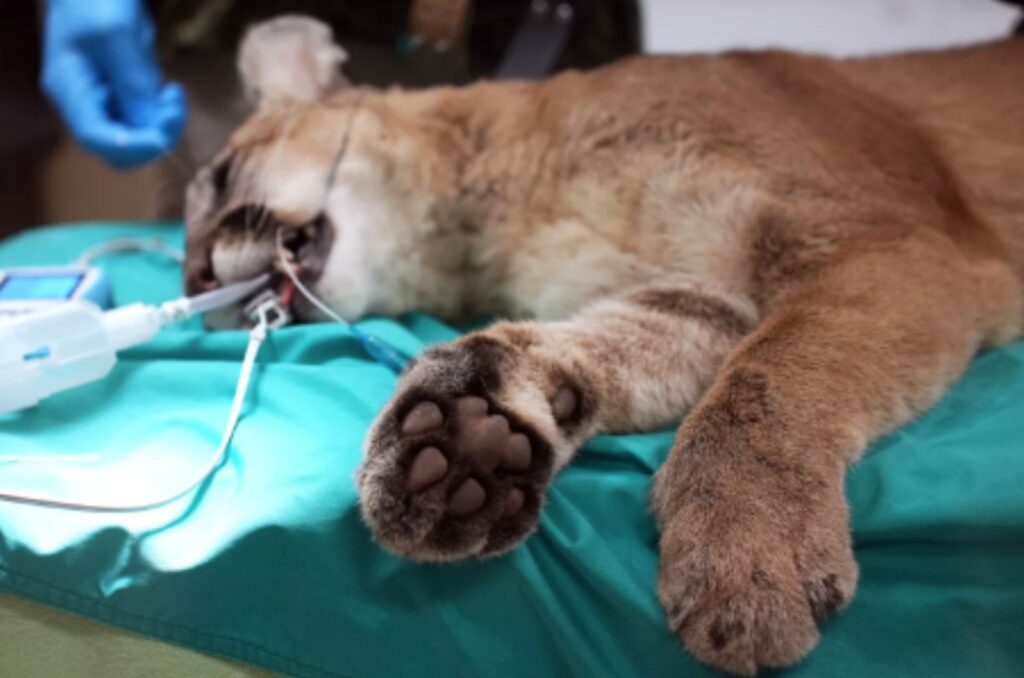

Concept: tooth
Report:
left=303, top=224, right=317, bottom=239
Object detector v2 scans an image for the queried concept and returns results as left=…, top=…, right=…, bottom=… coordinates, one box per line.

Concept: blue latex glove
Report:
left=41, top=0, right=187, bottom=169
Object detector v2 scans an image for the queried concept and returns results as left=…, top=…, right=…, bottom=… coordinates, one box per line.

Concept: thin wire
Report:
left=269, top=94, right=406, bottom=372
left=275, top=229, right=348, bottom=326
left=161, top=146, right=195, bottom=178
left=270, top=93, right=362, bottom=327
left=323, top=95, right=364, bottom=192
left=72, top=238, right=185, bottom=267
left=275, top=229, right=407, bottom=372
left=0, top=312, right=270, bottom=511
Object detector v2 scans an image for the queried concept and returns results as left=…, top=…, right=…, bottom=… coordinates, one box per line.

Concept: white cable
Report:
left=0, top=230, right=395, bottom=509
left=72, top=238, right=185, bottom=267
left=0, top=311, right=270, bottom=512
left=275, top=230, right=406, bottom=371
left=275, top=229, right=349, bottom=326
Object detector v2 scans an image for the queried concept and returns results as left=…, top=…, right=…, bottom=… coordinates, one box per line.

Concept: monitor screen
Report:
left=0, top=272, right=84, bottom=301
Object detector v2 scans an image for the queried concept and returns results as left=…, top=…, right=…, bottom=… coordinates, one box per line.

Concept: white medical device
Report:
left=0, top=274, right=269, bottom=416
left=0, top=235, right=405, bottom=511
left=0, top=266, right=113, bottom=321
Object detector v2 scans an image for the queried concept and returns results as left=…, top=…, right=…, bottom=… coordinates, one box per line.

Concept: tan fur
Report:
left=185, top=20, right=1024, bottom=675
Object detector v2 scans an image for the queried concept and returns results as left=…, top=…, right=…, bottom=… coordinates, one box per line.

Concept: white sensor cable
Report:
left=0, top=223, right=406, bottom=511
left=0, top=274, right=274, bottom=510
left=0, top=305, right=272, bottom=511
left=275, top=229, right=406, bottom=371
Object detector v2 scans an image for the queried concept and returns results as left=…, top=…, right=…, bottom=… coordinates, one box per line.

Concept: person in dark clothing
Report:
left=40, top=0, right=641, bottom=170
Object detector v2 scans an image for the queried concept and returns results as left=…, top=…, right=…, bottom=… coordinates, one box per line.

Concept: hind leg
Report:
left=652, top=232, right=1022, bottom=674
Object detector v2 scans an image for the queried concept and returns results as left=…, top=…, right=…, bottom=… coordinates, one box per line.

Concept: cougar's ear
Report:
left=237, top=15, right=349, bottom=108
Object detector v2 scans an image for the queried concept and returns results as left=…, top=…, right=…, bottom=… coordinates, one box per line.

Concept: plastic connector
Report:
left=244, top=290, right=292, bottom=330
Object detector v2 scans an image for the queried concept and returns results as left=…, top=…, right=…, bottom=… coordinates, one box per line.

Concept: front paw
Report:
left=652, top=432, right=858, bottom=674
left=357, top=332, right=587, bottom=561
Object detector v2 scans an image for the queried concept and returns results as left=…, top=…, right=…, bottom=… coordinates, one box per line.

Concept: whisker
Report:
left=256, top=205, right=273, bottom=235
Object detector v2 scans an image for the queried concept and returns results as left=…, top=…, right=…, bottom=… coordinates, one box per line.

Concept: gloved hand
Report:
left=41, top=0, right=187, bottom=169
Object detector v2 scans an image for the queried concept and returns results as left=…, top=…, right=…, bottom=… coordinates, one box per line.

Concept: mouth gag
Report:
left=0, top=239, right=407, bottom=511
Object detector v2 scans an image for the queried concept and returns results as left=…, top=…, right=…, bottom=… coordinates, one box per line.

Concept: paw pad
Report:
left=401, top=396, right=536, bottom=518
left=552, top=386, right=578, bottom=422
left=401, top=401, right=443, bottom=435
left=406, top=446, right=447, bottom=492
left=361, top=364, right=565, bottom=560
left=504, top=487, right=526, bottom=516
left=448, top=478, right=486, bottom=516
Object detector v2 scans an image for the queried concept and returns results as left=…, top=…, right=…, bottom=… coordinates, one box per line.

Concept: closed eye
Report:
left=217, top=204, right=278, bottom=236
left=211, top=159, right=232, bottom=196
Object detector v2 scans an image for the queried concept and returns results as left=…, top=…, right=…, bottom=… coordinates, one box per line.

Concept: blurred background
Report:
left=1, top=0, right=1020, bottom=241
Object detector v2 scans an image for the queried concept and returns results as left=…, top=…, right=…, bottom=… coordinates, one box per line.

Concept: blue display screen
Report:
left=0, top=273, right=84, bottom=300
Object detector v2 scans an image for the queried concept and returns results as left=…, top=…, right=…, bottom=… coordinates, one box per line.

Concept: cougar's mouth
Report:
left=275, top=214, right=333, bottom=281
left=262, top=214, right=336, bottom=322
left=200, top=211, right=335, bottom=328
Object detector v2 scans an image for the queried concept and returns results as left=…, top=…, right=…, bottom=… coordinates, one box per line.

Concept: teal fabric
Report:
left=1, top=222, right=1022, bottom=677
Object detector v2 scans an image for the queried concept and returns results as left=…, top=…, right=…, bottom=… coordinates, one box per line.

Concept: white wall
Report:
left=642, top=0, right=1021, bottom=56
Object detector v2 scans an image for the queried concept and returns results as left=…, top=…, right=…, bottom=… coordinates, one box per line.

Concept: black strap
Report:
left=994, top=0, right=1024, bottom=34
left=495, top=0, right=576, bottom=80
